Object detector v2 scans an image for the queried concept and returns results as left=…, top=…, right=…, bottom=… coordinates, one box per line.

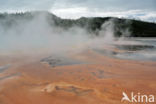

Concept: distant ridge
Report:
left=0, top=11, right=156, bottom=37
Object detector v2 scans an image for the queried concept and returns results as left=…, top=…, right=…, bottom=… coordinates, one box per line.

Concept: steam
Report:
left=99, top=19, right=115, bottom=43
left=0, top=12, right=131, bottom=55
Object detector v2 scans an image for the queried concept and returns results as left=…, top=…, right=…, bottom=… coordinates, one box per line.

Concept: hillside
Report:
left=0, top=11, right=156, bottom=37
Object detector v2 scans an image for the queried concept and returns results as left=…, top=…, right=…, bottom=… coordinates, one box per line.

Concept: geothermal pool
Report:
left=93, top=38, right=156, bottom=61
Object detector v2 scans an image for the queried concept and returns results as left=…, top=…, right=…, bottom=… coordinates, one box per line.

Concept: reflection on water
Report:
left=0, top=73, right=21, bottom=81
left=94, top=38, right=156, bottom=61
left=115, top=44, right=154, bottom=51
left=0, top=64, right=11, bottom=73
left=41, top=55, right=86, bottom=67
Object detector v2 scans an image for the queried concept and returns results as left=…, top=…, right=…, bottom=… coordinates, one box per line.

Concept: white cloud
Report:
left=50, top=7, right=156, bottom=22
left=52, top=7, right=88, bottom=18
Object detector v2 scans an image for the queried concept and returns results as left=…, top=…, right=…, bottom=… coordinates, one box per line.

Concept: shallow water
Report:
left=94, top=38, right=156, bottom=61
left=41, top=55, right=86, bottom=67
left=0, top=64, right=10, bottom=73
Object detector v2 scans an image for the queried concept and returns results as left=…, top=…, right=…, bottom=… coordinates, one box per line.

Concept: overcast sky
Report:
left=0, top=0, right=156, bottom=22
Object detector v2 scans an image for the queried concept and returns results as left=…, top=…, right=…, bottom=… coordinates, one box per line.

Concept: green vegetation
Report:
left=0, top=11, right=156, bottom=37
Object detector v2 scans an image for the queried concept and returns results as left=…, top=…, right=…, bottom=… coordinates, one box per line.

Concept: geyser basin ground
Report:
left=0, top=42, right=156, bottom=104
